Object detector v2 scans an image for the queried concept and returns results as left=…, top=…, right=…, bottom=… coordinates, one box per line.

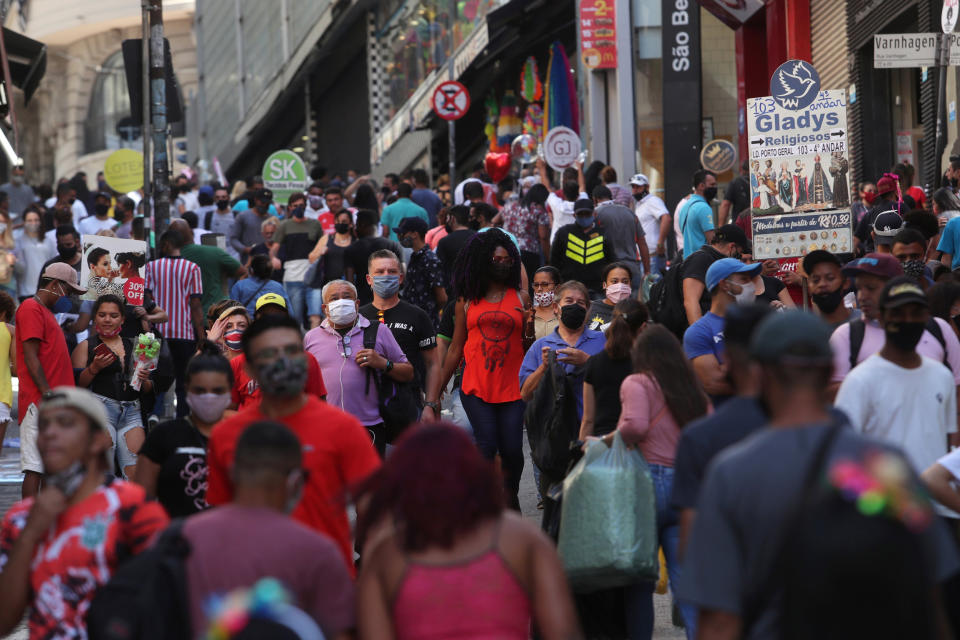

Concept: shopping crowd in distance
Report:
left=3, top=157, right=960, bottom=639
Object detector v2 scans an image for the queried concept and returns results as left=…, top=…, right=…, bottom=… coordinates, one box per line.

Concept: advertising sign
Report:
left=104, top=149, right=144, bottom=194
left=747, top=88, right=853, bottom=259
left=262, top=150, right=307, bottom=203
left=897, top=130, right=914, bottom=164
left=580, top=0, right=617, bottom=69
left=543, top=126, right=582, bottom=171
left=80, top=235, right=148, bottom=305
left=700, top=139, right=737, bottom=174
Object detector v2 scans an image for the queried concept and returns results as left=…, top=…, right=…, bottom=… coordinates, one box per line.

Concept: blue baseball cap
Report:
left=706, top=258, right=762, bottom=291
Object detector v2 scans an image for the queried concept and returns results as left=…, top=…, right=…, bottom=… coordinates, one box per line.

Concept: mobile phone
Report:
left=93, top=342, right=117, bottom=362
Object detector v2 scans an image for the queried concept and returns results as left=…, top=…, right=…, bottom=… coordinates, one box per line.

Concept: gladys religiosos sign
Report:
left=747, top=60, right=853, bottom=260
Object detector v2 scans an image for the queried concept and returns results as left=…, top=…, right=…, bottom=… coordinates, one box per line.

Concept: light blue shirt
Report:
left=938, top=216, right=960, bottom=270
left=232, top=200, right=279, bottom=217
left=380, top=198, right=429, bottom=240
left=678, top=195, right=714, bottom=258
left=519, top=328, right=606, bottom=421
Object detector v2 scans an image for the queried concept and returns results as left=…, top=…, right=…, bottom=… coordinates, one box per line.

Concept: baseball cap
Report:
left=41, top=386, right=109, bottom=435
left=216, top=305, right=247, bottom=323
left=198, top=185, right=215, bottom=198
left=574, top=198, right=594, bottom=214
left=41, top=262, right=87, bottom=294
left=255, top=293, right=287, bottom=312
left=876, top=175, right=898, bottom=196
left=629, top=173, right=650, bottom=187
left=393, top=216, right=429, bottom=237
left=94, top=191, right=112, bottom=201
left=750, top=311, right=833, bottom=365
left=706, top=257, right=762, bottom=291
left=878, top=276, right=928, bottom=310
left=873, top=210, right=903, bottom=245
left=802, top=249, right=842, bottom=276
left=714, top=223, right=750, bottom=252
left=841, top=253, right=903, bottom=280
left=254, top=187, right=274, bottom=202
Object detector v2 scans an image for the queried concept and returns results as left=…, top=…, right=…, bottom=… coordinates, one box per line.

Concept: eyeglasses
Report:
left=491, top=256, right=514, bottom=265
left=340, top=334, right=352, bottom=358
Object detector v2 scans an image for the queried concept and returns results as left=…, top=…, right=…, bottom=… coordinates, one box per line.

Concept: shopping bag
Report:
left=557, top=431, right=658, bottom=592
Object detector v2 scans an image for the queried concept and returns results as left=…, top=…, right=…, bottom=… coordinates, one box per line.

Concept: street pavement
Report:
left=0, top=423, right=684, bottom=639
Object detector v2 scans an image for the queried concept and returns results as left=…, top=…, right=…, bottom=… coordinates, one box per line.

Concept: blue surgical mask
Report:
left=575, top=215, right=594, bottom=229
left=372, top=275, right=400, bottom=298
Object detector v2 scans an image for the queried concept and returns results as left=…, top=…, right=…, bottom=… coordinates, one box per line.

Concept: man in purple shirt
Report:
left=304, top=279, right=413, bottom=455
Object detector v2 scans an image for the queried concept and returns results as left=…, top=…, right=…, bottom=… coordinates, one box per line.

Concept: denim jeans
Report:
left=650, top=254, right=667, bottom=277
left=95, top=394, right=143, bottom=477
left=285, top=280, right=306, bottom=327
left=447, top=388, right=473, bottom=440
left=625, top=464, right=697, bottom=640
left=459, top=391, right=525, bottom=508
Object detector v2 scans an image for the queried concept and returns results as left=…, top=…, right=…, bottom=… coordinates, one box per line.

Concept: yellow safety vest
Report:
left=565, top=232, right=605, bottom=265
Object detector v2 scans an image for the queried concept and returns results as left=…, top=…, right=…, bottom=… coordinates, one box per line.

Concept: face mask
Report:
left=633, top=190, right=648, bottom=202
left=605, top=282, right=631, bottom=304
left=46, top=461, right=86, bottom=498
left=224, top=329, right=244, bottom=351
left=292, top=205, right=305, bottom=219
left=534, top=291, right=555, bottom=307
left=902, top=259, right=926, bottom=282
left=58, top=244, right=77, bottom=260
left=335, top=222, right=351, bottom=235
left=560, top=303, right=587, bottom=330
left=11, top=175, right=22, bottom=186
left=257, top=356, right=308, bottom=396
left=862, top=191, right=878, bottom=206
left=372, top=275, right=400, bottom=298
left=24, top=222, right=39, bottom=234
left=885, top=321, right=925, bottom=351
left=0, top=223, right=8, bottom=234
left=186, top=392, right=231, bottom=424
left=326, top=298, right=358, bottom=325
left=729, top=280, right=757, bottom=305
left=96, top=324, right=121, bottom=338
left=490, top=262, right=512, bottom=282
left=703, top=186, right=718, bottom=201
left=400, top=236, right=414, bottom=248
left=95, top=203, right=110, bottom=217
left=575, top=215, right=594, bottom=229
left=216, top=199, right=229, bottom=211
left=308, top=195, right=324, bottom=210
left=68, top=197, right=76, bottom=205
left=812, top=288, right=845, bottom=314
left=255, top=204, right=268, bottom=214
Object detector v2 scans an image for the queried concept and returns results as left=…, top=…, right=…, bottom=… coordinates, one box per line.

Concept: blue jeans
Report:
left=650, top=254, right=667, bottom=276
left=459, top=391, right=525, bottom=508
left=305, top=287, right=324, bottom=319
left=285, top=281, right=306, bottom=327
left=625, top=464, right=697, bottom=640
left=95, top=394, right=143, bottom=477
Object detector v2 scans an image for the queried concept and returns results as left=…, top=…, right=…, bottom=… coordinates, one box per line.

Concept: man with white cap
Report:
left=16, top=262, right=86, bottom=498
left=631, top=173, right=672, bottom=275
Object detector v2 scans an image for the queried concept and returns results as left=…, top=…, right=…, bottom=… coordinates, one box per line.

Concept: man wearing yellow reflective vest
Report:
left=550, top=198, right=614, bottom=298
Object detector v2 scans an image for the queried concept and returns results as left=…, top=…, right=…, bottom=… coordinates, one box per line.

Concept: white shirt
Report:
left=546, top=191, right=588, bottom=243
left=836, top=354, right=957, bottom=516
left=673, top=195, right=690, bottom=254
left=77, top=216, right=117, bottom=236
left=635, top=193, right=670, bottom=250
left=45, top=197, right=88, bottom=226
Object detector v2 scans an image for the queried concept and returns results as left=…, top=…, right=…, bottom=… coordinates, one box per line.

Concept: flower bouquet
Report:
left=130, top=332, right=161, bottom=391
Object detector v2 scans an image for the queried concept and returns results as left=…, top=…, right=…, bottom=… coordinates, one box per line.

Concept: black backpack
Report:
left=362, top=322, right=420, bottom=443
left=524, top=350, right=580, bottom=480
left=648, top=256, right=688, bottom=339
left=848, top=317, right=951, bottom=372
left=87, top=520, right=191, bottom=640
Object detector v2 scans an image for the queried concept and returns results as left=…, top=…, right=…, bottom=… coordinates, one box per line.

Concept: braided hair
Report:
left=451, top=228, right=521, bottom=302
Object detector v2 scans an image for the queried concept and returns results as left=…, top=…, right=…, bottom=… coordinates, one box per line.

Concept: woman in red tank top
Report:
left=354, top=425, right=581, bottom=640
left=432, top=229, right=532, bottom=508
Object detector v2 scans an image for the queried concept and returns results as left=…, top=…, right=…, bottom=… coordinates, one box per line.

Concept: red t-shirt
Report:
left=205, top=396, right=380, bottom=574
left=14, top=297, right=75, bottom=421
left=230, top=352, right=327, bottom=409
left=0, top=480, right=169, bottom=640
left=317, top=211, right=335, bottom=236
left=776, top=258, right=803, bottom=306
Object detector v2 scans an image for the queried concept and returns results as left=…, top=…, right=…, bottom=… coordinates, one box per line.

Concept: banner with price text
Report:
left=747, top=88, right=854, bottom=259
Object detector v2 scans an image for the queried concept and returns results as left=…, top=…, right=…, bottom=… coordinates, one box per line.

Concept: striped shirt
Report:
left=145, top=256, right=202, bottom=341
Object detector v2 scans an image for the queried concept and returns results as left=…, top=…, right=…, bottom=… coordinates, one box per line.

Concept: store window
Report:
left=632, top=0, right=665, bottom=197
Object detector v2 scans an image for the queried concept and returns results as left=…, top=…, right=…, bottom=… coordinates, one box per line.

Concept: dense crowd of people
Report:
left=0, top=157, right=960, bottom=639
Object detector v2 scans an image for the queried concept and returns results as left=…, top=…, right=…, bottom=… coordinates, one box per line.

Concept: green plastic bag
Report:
left=557, top=432, right=659, bottom=592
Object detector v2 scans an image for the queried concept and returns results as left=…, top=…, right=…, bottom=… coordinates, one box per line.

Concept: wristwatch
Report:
left=424, top=401, right=440, bottom=411
left=384, top=359, right=394, bottom=373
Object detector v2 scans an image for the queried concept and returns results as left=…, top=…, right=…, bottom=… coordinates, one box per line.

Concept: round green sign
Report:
left=261, top=149, right=307, bottom=203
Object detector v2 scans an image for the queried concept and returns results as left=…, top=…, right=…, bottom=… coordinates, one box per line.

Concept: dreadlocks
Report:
left=451, top=228, right=522, bottom=302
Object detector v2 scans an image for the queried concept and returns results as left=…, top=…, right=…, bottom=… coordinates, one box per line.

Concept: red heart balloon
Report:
left=485, top=152, right=512, bottom=184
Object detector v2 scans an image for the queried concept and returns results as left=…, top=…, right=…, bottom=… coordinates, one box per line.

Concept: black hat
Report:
left=573, top=198, right=594, bottom=214
left=393, top=216, right=429, bottom=237
left=873, top=210, right=903, bottom=246
left=714, top=223, right=750, bottom=252
left=802, top=249, right=842, bottom=276
left=749, top=311, right=833, bottom=365
left=878, top=276, right=928, bottom=310
left=254, top=187, right=273, bottom=202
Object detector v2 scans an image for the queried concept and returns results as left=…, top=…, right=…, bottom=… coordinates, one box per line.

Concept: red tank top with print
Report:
left=461, top=289, right=525, bottom=403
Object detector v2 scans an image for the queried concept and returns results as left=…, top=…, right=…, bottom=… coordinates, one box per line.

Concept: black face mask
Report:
left=885, top=321, right=926, bottom=351
left=490, top=262, right=512, bottom=282
left=334, top=222, right=351, bottom=235
left=94, top=203, right=110, bottom=217
left=291, top=205, right=305, bottom=219
left=58, top=244, right=77, bottom=260
left=215, top=199, right=229, bottom=210
left=468, top=218, right=481, bottom=231
left=812, top=288, right=845, bottom=314
left=703, top=186, right=718, bottom=201
left=632, top=190, right=647, bottom=202
left=953, top=314, right=960, bottom=331
left=560, top=303, right=587, bottom=330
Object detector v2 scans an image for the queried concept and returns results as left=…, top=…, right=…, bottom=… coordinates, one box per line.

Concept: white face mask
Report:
left=326, top=298, right=358, bottom=325
left=730, top=280, right=757, bottom=305
left=186, top=392, right=231, bottom=424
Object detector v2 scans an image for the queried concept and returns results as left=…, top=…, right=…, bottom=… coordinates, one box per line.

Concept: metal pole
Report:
left=304, top=80, right=315, bottom=167
left=447, top=0, right=456, bottom=183
left=936, top=33, right=950, bottom=189
left=149, top=0, right=170, bottom=242
left=141, top=1, right=151, bottom=228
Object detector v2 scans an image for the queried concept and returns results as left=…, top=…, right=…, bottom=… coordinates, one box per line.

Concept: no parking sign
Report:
left=433, top=81, right=470, bottom=121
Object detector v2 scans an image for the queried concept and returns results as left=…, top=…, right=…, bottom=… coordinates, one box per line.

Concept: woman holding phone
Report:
left=71, top=294, right=153, bottom=478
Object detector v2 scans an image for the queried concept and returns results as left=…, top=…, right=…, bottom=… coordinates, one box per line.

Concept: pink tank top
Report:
left=392, top=529, right=531, bottom=640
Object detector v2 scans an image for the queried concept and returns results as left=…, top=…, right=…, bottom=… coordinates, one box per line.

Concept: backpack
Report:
left=648, top=255, right=688, bottom=339
left=524, top=350, right=580, bottom=480
left=362, top=322, right=420, bottom=443
left=87, top=520, right=191, bottom=640
left=848, top=317, right=951, bottom=372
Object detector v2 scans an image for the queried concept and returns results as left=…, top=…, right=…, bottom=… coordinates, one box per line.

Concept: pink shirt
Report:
left=616, top=373, right=681, bottom=467
left=830, top=317, right=960, bottom=384
left=425, top=225, right=448, bottom=249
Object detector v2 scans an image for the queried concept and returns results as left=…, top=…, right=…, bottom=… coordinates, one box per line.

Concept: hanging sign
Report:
left=945, top=0, right=958, bottom=34
left=700, top=139, right=737, bottom=174
left=580, top=0, right=617, bottom=69
left=432, top=81, right=470, bottom=121
left=261, top=150, right=307, bottom=203
left=543, top=126, right=582, bottom=171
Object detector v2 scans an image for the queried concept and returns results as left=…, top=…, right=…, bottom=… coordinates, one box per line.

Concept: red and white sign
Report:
left=543, top=126, right=582, bottom=172
left=580, top=0, right=617, bottom=69
left=896, top=130, right=914, bottom=165
left=123, top=277, right=145, bottom=307
left=432, top=81, right=470, bottom=121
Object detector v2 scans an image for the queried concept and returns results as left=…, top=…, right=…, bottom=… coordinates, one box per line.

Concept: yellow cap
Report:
left=255, top=292, right=286, bottom=311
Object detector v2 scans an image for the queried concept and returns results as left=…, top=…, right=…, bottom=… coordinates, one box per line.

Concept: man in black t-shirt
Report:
left=680, top=224, right=750, bottom=327
left=359, top=249, right=441, bottom=420
left=435, top=204, right=476, bottom=295
left=344, top=210, right=405, bottom=305
left=718, top=160, right=751, bottom=225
